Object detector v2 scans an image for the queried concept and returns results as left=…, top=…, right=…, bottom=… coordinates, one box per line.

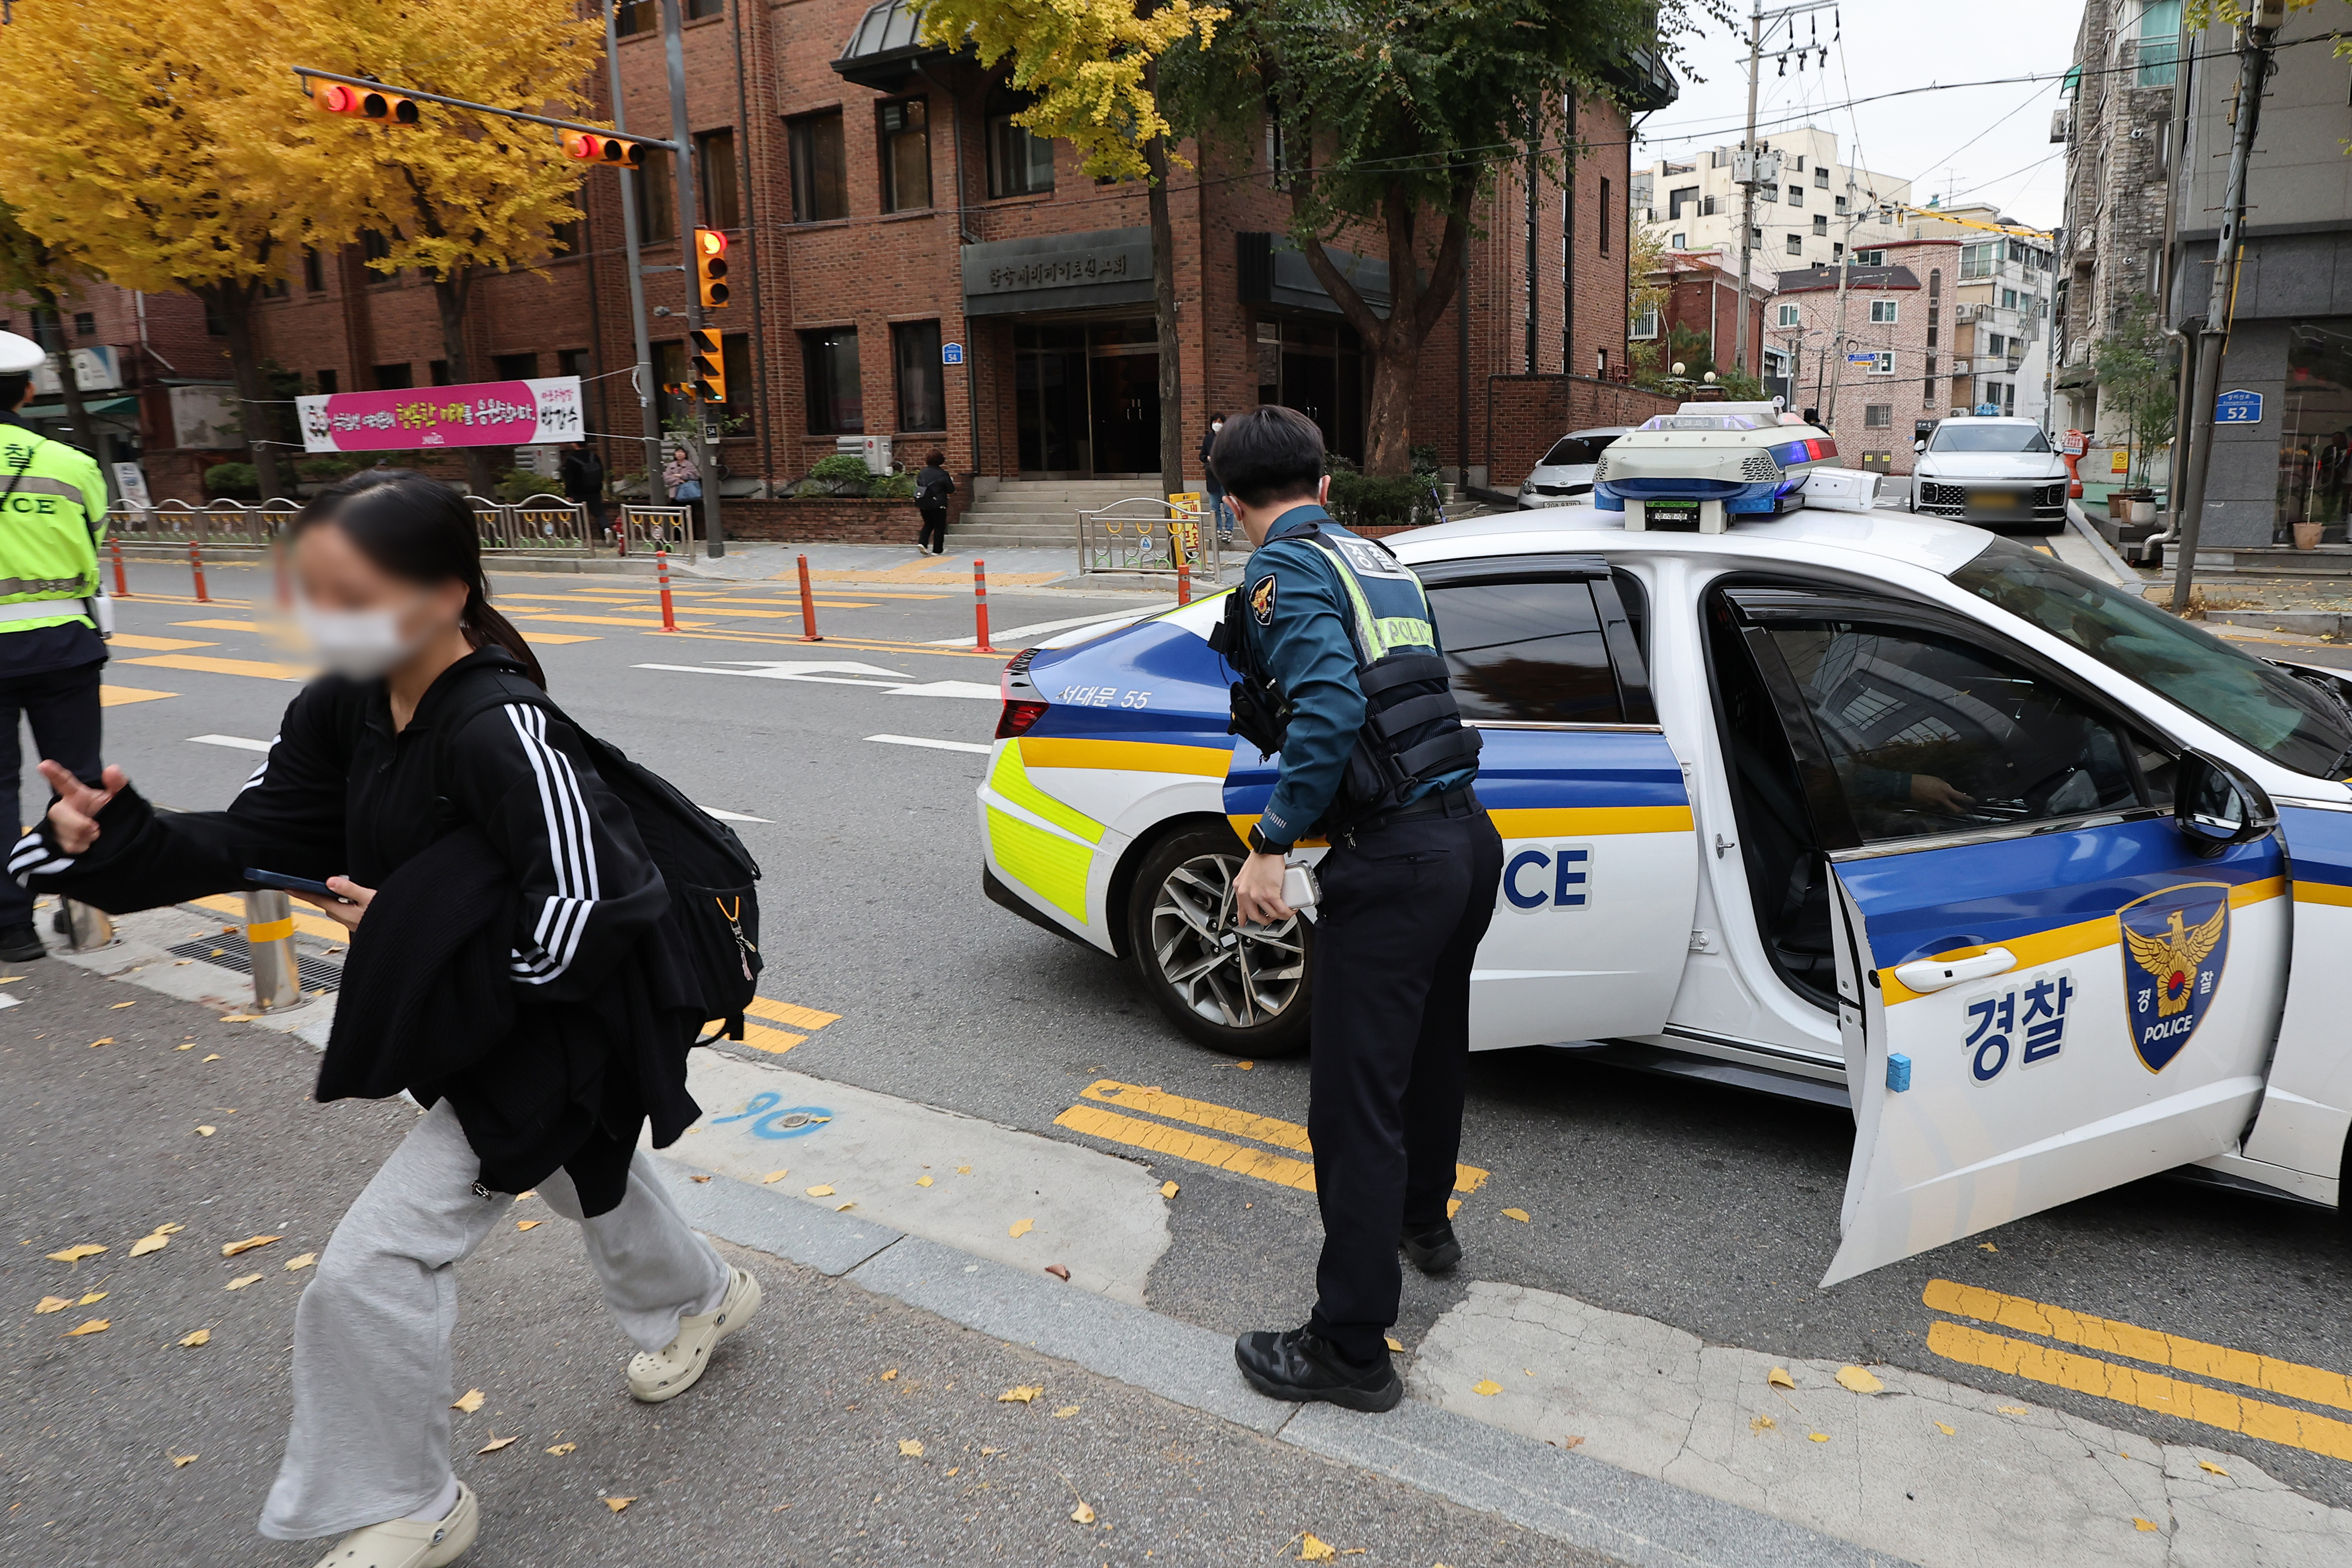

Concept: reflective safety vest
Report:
left=0, top=420, right=108, bottom=635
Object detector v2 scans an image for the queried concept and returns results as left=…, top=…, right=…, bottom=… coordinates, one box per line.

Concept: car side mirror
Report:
left=1912, top=440, right=1927, bottom=453
left=2174, top=751, right=2274, bottom=855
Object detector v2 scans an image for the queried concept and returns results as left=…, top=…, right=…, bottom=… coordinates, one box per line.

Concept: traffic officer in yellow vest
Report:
left=0, top=329, right=110, bottom=962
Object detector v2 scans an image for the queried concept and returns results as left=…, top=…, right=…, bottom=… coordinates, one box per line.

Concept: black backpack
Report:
left=435, top=675, right=763, bottom=1042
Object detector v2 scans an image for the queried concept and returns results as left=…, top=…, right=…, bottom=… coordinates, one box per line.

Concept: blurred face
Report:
left=293, top=521, right=467, bottom=679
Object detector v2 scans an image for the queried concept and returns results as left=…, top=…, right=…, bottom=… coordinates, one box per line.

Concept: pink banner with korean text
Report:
left=294, top=376, right=584, bottom=453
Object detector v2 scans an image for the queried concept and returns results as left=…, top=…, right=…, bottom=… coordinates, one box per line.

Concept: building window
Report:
left=1929, top=268, right=1942, bottom=299
left=1813, top=215, right=1828, bottom=236
left=1850, top=249, right=1884, bottom=266
left=801, top=327, right=863, bottom=434
left=988, top=99, right=1055, bottom=197
left=1961, top=240, right=1998, bottom=280
left=303, top=248, right=326, bottom=293
left=878, top=99, right=931, bottom=213
left=372, top=362, right=414, bottom=389
left=2002, top=287, right=2018, bottom=310
left=2137, top=0, right=2181, bottom=86
left=1833, top=243, right=1844, bottom=258
left=618, top=0, right=717, bottom=28
left=550, top=216, right=583, bottom=256
left=1667, top=184, right=1700, bottom=219
left=1599, top=179, right=1611, bottom=254
left=1630, top=308, right=1660, bottom=340
left=429, top=359, right=452, bottom=386
left=1869, top=352, right=1895, bottom=375
left=557, top=348, right=590, bottom=380
left=1923, top=357, right=1937, bottom=407
left=493, top=353, right=539, bottom=382
left=360, top=228, right=393, bottom=266
left=1865, top=404, right=1892, bottom=428
left=1670, top=232, right=1686, bottom=249
left=315, top=369, right=338, bottom=394
left=697, top=128, right=740, bottom=231
left=654, top=339, right=689, bottom=432
left=71, top=311, right=96, bottom=336
left=891, top=320, right=946, bottom=431
left=1777, top=303, right=1800, bottom=327
left=637, top=148, right=676, bottom=244
left=1752, top=226, right=1763, bottom=242
left=1786, top=234, right=1803, bottom=255
left=1787, top=184, right=1803, bottom=207
left=1836, top=194, right=1848, bottom=213
left=789, top=112, right=848, bottom=223
left=1814, top=166, right=1829, bottom=188
left=1702, top=195, right=1717, bottom=216
left=1869, top=300, right=1899, bottom=324
left=1758, top=182, right=1777, bottom=203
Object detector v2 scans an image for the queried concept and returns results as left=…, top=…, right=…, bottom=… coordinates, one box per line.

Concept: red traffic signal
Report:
left=556, top=128, right=646, bottom=168
left=693, top=227, right=729, bottom=310
left=310, top=79, right=416, bottom=125
left=312, top=81, right=364, bottom=116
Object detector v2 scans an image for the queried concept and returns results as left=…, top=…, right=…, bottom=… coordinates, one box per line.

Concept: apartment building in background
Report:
left=1769, top=239, right=1962, bottom=475
left=1892, top=205, right=2057, bottom=429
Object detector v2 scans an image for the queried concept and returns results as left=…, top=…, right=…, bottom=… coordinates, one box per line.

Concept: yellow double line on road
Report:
left=1055, top=1078, right=1489, bottom=1199
left=1925, top=1278, right=2352, bottom=1462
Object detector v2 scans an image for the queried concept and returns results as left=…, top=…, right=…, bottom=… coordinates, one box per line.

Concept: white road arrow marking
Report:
left=866, top=734, right=992, bottom=754
left=699, top=806, right=774, bottom=823
left=634, top=663, right=1001, bottom=700
left=187, top=734, right=273, bottom=753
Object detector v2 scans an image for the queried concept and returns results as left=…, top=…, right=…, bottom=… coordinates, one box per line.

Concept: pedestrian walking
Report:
left=914, top=447, right=954, bottom=555
left=664, top=446, right=702, bottom=503
left=0, top=329, right=110, bottom=964
left=1211, top=406, right=1501, bottom=1413
left=9, top=469, right=759, bottom=1566
left=559, top=443, right=607, bottom=540
left=1200, top=413, right=1232, bottom=538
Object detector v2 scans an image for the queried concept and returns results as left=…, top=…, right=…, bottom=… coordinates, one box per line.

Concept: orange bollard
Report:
left=188, top=539, right=209, bottom=604
left=1175, top=557, right=1192, bottom=607
left=109, top=534, right=130, bottom=597
left=797, top=553, right=823, bottom=643
left=973, top=557, right=994, bottom=653
left=655, top=549, right=677, bottom=632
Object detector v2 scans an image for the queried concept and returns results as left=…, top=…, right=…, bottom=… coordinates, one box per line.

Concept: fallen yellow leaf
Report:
left=1472, top=1379, right=1502, bottom=1396
left=86, top=1037, right=113, bottom=1048
left=111, top=1000, right=137, bottom=1008
left=546, top=1442, right=577, bottom=1456
left=2134, top=1519, right=2159, bottom=1532
left=202, top=1054, right=220, bottom=1063
left=63, top=1318, right=109, bottom=1336
left=477, top=1434, right=519, bottom=1455
left=998, top=1385, right=1042, bottom=1403
left=153, top=1223, right=186, bottom=1235
left=77, top=1290, right=105, bottom=1305
left=1053, top=1405, right=1080, bottom=1419
left=1835, top=1365, right=1885, bottom=1395
left=170, top=1453, right=198, bottom=1467
left=176, top=1041, right=193, bottom=1048
left=1299, top=1534, right=1337, bottom=1561
left=1385, top=1336, right=1404, bottom=1352
left=514, top=1191, right=535, bottom=1202
left=2199, top=1460, right=2229, bottom=1476
left=220, top=1235, right=280, bottom=1257
left=1998, top=1405, right=2029, bottom=1416
left=1501, top=1208, right=1531, bottom=1222
left=285, top=1252, right=318, bottom=1270
left=178, top=1329, right=211, bottom=1348
left=1009, top=1218, right=1035, bottom=1239
left=516, top=1221, right=542, bottom=1232
left=453, top=1389, right=486, bottom=1413
left=1935, top=1421, right=1956, bottom=1436
left=1161, top=1181, right=1179, bottom=1199
left=46, top=1243, right=105, bottom=1263
left=946, top=1467, right=960, bottom=1477
left=1751, top=1414, right=1776, bottom=1432
left=689, top=1175, right=711, bottom=1183
left=898, top=1439, right=924, bottom=1457
left=196, top=1126, right=216, bottom=1137
left=1767, top=1368, right=1796, bottom=1390
left=225, top=1273, right=262, bottom=1290
left=806, top=1184, right=836, bottom=1198
left=761, top=1170, right=788, bottom=1184
left=916, top=1175, right=934, bottom=1187
left=1808, top=1432, right=1830, bottom=1443
left=1071, top=1500, right=1097, bottom=1525
left=881, top=1368, right=899, bottom=1381
left=1236, top=1060, right=1255, bottom=1070
left=1979, top=1242, right=1999, bottom=1252
left=34, top=1295, right=70, bottom=1314
left=603, top=1496, right=634, bottom=1513
left=834, top=1202, right=855, bottom=1212
left=957, top=1165, right=972, bottom=1175
left=219, top=1014, right=256, bottom=1022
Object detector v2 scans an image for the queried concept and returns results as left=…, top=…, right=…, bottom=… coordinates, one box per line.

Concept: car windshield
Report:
left=1539, top=434, right=1619, bottom=467
left=1930, top=424, right=2051, bottom=453
left=1949, top=537, right=2352, bottom=776
left=1638, top=414, right=1768, bottom=432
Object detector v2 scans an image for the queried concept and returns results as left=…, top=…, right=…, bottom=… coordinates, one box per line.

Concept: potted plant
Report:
left=2293, top=517, right=2324, bottom=550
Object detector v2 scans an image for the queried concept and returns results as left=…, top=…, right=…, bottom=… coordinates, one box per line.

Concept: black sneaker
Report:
left=1401, top=1220, right=1462, bottom=1275
left=0, top=922, right=46, bottom=962
left=1234, top=1326, right=1402, bottom=1412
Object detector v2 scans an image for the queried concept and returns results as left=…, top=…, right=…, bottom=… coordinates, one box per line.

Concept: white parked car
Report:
left=979, top=507, right=2352, bottom=1283
left=1516, top=426, right=1631, bottom=508
left=1909, top=416, right=2069, bottom=530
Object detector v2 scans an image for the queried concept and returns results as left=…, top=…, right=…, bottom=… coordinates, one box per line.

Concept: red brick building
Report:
left=1636, top=249, right=1771, bottom=389
left=1770, top=240, right=1962, bottom=475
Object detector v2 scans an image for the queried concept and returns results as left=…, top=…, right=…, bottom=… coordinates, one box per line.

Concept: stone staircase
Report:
left=947, top=478, right=1165, bottom=550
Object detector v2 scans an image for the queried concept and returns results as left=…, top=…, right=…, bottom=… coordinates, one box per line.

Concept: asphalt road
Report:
left=16, top=553, right=2352, bottom=1529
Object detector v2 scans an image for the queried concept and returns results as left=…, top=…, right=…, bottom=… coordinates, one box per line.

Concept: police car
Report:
left=977, top=505, right=2352, bottom=1283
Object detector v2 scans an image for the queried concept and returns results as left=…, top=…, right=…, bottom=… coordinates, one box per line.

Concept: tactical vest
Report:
left=0, top=422, right=105, bottom=634
left=1212, top=524, right=1481, bottom=833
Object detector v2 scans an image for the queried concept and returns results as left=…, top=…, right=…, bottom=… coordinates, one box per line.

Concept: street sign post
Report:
left=942, top=342, right=964, bottom=366
left=2215, top=389, right=2264, bottom=424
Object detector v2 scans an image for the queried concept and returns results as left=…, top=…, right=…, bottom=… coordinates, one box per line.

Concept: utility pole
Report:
left=2170, top=10, right=2274, bottom=611
left=607, top=2, right=664, bottom=506
left=1736, top=2, right=1762, bottom=379
left=659, top=0, right=726, bottom=557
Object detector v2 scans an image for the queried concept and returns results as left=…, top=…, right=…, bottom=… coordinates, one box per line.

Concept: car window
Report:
left=1539, top=435, right=1617, bottom=467
left=1762, top=619, right=2151, bottom=842
left=1950, top=537, right=2352, bottom=777
left=1429, top=580, right=1622, bottom=724
left=1929, top=424, right=2052, bottom=454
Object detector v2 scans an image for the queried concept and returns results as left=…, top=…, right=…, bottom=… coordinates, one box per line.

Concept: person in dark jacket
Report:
left=9, top=470, right=758, bottom=1567
left=913, top=447, right=953, bottom=555
left=1199, top=413, right=1232, bottom=537
left=559, top=444, right=607, bottom=541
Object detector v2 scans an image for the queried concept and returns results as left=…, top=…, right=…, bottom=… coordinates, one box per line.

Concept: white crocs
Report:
left=627, top=1265, right=761, bottom=1403
left=309, top=1481, right=478, bottom=1568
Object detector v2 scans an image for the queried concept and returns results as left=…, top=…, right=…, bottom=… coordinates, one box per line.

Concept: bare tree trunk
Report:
left=203, top=282, right=287, bottom=502
left=1142, top=62, right=1184, bottom=502
left=432, top=269, right=500, bottom=499
left=31, top=296, right=98, bottom=477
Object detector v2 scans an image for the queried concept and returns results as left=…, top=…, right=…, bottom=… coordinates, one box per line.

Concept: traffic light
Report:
left=309, top=79, right=416, bottom=124
left=556, top=128, right=647, bottom=168
left=689, top=329, right=726, bottom=404
left=693, top=227, right=729, bottom=310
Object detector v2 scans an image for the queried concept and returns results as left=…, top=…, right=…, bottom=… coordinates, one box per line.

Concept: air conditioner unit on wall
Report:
left=2050, top=109, right=2069, bottom=144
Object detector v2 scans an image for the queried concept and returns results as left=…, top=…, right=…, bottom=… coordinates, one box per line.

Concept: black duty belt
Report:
left=1357, top=785, right=1482, bottom=831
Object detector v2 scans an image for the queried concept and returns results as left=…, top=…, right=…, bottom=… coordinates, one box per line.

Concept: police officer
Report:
left=1211, top=405, right=1504, bottom=1413
left=0, top=329, right=110, bottom=962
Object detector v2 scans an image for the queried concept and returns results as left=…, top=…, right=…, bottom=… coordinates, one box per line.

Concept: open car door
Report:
left=1716, top=586, right=2291, bottom=1286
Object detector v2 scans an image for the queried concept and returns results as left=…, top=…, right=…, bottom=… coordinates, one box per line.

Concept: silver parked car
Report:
left=1909, top=416, right=2069, bottom=530
left=1516, top=426, right=1631, bottom=508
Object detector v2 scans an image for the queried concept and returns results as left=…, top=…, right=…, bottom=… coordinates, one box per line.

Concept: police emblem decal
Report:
left=2118, top=882, right=2230, bottom=1074
left=1250, top=574, right=1278, bottom=626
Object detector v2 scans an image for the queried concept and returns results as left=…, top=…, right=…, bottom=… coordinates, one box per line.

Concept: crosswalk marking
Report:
left=100, top=686, right=175, bottom=707
left=867, top=734, right=991, bottom=754
left=125, top=653, right=310, bottom=681
left=709, top=995, right=843, bottom=1057
left=1059, top=1078, right=1489, bottom=1196
left=109, top=633, right=218, bottom=652
left=172, top=618, right=266, bottom=632
left=188, top=734, right=273, bottom=753
left=191, top=893, right=348, bottom=944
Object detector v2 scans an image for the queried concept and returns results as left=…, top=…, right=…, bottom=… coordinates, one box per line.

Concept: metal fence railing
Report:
left=1078, top=496, right=1227, bottom=580
left=106, top=497, right=302, bottom=549
left=108, top=494, right=694, bottom=558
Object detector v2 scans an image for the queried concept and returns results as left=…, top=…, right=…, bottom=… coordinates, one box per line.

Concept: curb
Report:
left=2062, top=502, right=2141, bottom=584
left=661, top=1156, right=1910, bottom=1568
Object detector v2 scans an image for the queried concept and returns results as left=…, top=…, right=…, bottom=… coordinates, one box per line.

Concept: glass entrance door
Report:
left=1013, top=320, right=1159, bottom=477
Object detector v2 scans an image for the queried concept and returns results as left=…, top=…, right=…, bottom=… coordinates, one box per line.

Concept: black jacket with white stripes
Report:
left=9, top=648, right=684, bottom=1189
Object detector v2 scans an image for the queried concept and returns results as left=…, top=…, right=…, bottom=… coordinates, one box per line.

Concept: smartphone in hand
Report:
left=242, top=868, right=356, bottom=904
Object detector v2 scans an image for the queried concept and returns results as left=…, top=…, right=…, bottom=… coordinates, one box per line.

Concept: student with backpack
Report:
left=913, top=448, right=954, bottom=555
left=8, top=468, right=761, bottom=1568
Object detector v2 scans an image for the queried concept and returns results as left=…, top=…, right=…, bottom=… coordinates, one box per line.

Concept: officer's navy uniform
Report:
left=1227, top=503, right=1504, bottom=1370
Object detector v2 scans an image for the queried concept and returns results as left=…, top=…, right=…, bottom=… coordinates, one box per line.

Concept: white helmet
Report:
left=0, top=329, right=46, bottom=376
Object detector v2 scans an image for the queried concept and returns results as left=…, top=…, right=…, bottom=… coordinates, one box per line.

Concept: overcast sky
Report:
left=1631, top=0, right=2087, bottom=230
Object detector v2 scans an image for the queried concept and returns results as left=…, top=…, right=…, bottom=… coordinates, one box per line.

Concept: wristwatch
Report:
left=1247, top=823, right=1291, bottom=857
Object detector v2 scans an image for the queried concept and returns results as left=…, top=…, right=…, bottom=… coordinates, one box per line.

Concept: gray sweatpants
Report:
left=258, top=1099, right=730, bottom=1540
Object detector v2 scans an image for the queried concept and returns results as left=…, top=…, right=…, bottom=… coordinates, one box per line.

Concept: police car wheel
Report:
left=1127, top=824, right=1312, bottom=1057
